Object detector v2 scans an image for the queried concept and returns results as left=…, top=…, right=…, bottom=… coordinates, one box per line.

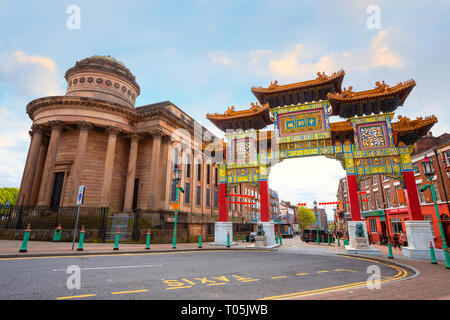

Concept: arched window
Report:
left=186, top=154, right=191, bottom=178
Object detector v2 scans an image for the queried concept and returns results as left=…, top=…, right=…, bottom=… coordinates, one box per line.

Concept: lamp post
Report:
left=172, top=165, right=184, bottom=249
left=314, top=201, right=319, bottom=244
left=421, top=156, right=450, bottom=268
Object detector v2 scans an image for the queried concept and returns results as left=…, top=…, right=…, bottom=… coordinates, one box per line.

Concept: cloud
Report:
left=249, top=29, right=404, bottom=83
left=208, top=50, right=232, bottom=66
left=0, top=50, right=64, bottom=98
left=0, top=107, right=31, bottom=187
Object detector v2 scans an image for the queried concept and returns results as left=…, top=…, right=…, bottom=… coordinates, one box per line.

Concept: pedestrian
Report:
left=393, top=233, right=400, bottom=249
left=400, top=232, right=408, bottom=247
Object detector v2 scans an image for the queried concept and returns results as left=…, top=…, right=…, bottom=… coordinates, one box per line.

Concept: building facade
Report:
left=17, top=55, right=254, bottom=227
left=336, top=132, right=450, bottom=248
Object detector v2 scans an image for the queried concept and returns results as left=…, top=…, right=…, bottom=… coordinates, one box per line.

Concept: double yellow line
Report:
left=260, top=258, right=408, bottom=300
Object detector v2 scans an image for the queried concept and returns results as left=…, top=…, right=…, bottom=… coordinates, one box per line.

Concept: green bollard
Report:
left=226, top=231, right=230, bottom=248
left=429, top=242, right=437, bottom=264
left=322, top=235, right=324, bottom=244
left=145, top=229, right=151, bottom=250
left=198, top=234, right=203, bottom=248
left=279, top=234, right=283, bottom=245
left=242, top=235, right=245, bottom=242
left=328, top=235, right=331, bottom=246
left=53, top=225, right=62, bottom=242
left=337, top=237, right=341, bottom=246
left=19, top=224, right=31, bottom=253
left=275, top=235, right=279, bottom=244
left=113, top=227, right=120, bottom=250
left=77, top=226, right=85, bottom=251
left=388, top=243, right=394, bottom=259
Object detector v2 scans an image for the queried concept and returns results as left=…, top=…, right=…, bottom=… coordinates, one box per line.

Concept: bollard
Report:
left=226, top=231, right=230, bottom=248
left=236, top=235, right=238, bottom=243
left=322, top=235, right=324, bottom=244
left=113, top=227, right=120, bottom=250
left=53, top=225, right=62, bottom=242
left=328, top=235, right=330, bottom=246
left=388, top=243, right=394, bottom=259
left=429, top=242, right=437, bottom=264
left=275, top=235, right=279, bottom=244
left=145, top=229, right=151, bottom=250
left=337, top=237, right=341, bottom=246
left=198, top=234, right=203, bottom=249
left=278, top=234, right=283, bottom=245
left=77, top=226, right=85, bottom=251
left=19, top=224, right=31, bottom=253
left=242, top=235, right=245, bottom=243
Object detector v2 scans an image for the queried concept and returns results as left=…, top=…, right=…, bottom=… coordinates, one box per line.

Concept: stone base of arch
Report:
left=345, top=221, right=382, bottom=256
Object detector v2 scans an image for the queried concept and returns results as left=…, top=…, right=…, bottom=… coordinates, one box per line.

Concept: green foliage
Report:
left=0, top=188, right=19, bottom=207
left=297, top=206, right=316, bottom=231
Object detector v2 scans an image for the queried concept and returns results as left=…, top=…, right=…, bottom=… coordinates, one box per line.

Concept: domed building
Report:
left=17, top=55, right=229, bottom=223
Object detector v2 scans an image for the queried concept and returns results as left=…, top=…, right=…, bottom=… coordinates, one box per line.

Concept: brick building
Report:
left=336, top=132, right=450, bottom=248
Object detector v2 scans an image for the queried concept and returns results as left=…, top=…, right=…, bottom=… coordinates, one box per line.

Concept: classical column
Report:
left=29, top=136, right=49, bottom=206
left=259, top=180, right=270, bottom=222
left=148, top=133, right=162, bottom=209
left=123, top=134, right=141, bottom=212
left=100, top=126, right=121, bottom=208
left=37, top=121, right=64, bottom=207
left=346, top=174, right=362, bottom=221
left=403, top=171, right=424, bottom=220
left=18, top=124, right=45, bottom=206
left=69, top=121, right=93, bottom=205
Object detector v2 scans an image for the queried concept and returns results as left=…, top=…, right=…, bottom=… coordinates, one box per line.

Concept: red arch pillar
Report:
left=346, top=174, right=362, bottom=221
left=403, top=171, right=424, bottom=220
left=260, top=180, right=270, bottom=222
left=219, top=182, right=228, bottom=222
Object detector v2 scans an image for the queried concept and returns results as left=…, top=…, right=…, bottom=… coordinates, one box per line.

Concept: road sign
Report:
left=76, top=185, right=85, bottom=205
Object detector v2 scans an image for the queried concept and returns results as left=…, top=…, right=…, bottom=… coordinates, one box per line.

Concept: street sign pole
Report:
left=72, top=185, right=85, bottom=250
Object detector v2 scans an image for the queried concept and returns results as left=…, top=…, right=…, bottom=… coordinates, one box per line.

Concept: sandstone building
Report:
left=17, top=55, right=257, bottom=224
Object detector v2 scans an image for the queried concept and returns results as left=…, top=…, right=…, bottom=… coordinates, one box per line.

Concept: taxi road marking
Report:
left=111, top=290, right=149, bottom=295
left=56, top=294, right=96, bottom=300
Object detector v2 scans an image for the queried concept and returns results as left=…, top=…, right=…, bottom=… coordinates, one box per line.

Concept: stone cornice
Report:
left=26, top=96, right=137, bottom=121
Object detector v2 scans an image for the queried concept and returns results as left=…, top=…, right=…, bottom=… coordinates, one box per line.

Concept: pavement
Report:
left=1, top=236, right=448, bottom=300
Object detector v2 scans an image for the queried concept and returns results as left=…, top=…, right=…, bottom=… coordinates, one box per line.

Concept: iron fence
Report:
left=132, top=209, right=189, bottom=241
left=0, top=206, right=109, bottom=240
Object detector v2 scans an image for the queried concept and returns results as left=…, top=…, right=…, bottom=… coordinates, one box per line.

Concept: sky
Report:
left=0, top=0, right=449, bottom=220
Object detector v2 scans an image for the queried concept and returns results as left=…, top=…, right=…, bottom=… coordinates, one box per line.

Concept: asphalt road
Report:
left=0, top=249, right=413, bottom=300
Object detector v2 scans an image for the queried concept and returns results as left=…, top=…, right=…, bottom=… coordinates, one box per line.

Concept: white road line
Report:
left=52, top=264, right=163, bottom=272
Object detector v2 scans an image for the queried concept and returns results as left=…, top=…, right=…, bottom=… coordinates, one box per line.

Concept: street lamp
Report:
left=172, top=165, right=184, bottom=249
left=314, top=201, right=319, bottom=244
left=421, top=156, right=450, bottom=268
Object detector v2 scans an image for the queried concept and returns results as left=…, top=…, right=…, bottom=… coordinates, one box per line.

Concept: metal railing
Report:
left=0, top=206, right=109, bottom=238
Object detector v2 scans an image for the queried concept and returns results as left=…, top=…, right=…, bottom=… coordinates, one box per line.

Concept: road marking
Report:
left=317, top=270, right=329, bottom=273
left=271, top=276, right=287, bottom=279
left=207, top=283, right=226, bottom=286
left=111, top=290, right=149, bottom=295
left=52, top=264, right=162, bottom=272
left=0, top=250, right=271, bottom=261
left=166, top=286, right=192, bottom=290
left=296, top=273, right=308, bottom=276
left=334, top=269, right=358, bottom=273
left=260, top=257, right=409, bottom=300
left=182, top=278, right=196, bottom=285
left=241, top=279, right=260, bottom=282
left=56, top=294, right=96, bottom=300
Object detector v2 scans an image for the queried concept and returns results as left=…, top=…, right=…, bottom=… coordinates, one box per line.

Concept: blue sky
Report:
left=0, top=0, right=449, bottom=218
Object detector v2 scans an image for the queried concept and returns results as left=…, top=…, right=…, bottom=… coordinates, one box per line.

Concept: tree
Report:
left=0, top=188, right=19, bottom=207
left=297, top=206, right=316, bottom=234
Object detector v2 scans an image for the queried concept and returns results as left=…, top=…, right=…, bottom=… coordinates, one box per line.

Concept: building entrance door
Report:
left=50, top=172, right=65, bottom=209
left=380, top=221, right=388, bottom=245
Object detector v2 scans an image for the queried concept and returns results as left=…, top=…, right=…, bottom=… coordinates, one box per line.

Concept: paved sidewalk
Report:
left=0, top=239, right=267, bottom=258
